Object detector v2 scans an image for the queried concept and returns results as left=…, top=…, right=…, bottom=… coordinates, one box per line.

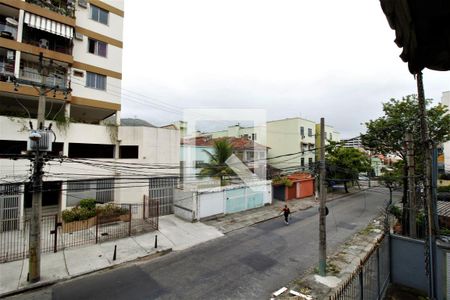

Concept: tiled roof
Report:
left=438, top=201, right=450, bottom=218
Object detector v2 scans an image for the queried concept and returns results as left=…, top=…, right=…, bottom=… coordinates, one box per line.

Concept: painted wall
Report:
left=70, top=0, right=124, bottom=105
left=267, top=118, right=315, bottom=170
left=174, top=181, right=272, bottom=221
left=391, top=234, right=450, bottom=300
left=75, top=2, right=124, bottom=44
left=391, top=235, right=428, bottom=294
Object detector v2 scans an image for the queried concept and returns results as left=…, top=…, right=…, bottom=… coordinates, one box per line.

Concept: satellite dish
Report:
left=5, top=17, right=18, bottom=26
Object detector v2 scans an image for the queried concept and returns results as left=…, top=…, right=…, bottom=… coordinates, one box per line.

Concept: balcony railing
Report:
left=26, top=0, right=75, bottom=18
left=22, top=38, right=72, bottom=55
left=19, top=67, right=68, bottom=88
left=0, top=61, right=15, bottom=82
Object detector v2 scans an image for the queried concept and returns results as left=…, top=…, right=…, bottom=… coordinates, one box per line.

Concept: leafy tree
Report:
left=362, top=95, right=450, bottom=197
left=362, top=95, right=450, bottom=164
left=200, top=139, right=236, bottom=186
left=326, top=142, right=371, bottom=193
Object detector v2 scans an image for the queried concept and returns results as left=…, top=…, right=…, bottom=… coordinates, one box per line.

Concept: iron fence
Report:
left=0, top=202, right=159, bottom=263
left=330, top=234, right=390, bottom=300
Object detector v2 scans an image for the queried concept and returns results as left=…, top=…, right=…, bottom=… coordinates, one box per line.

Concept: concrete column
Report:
left=115, top=111, right=121, bottom=126
left=64, top=102, right=71, bottom=119
left=16, top=9, right=24, bottom=42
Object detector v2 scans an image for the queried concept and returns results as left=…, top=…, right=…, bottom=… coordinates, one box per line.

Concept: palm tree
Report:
left=200, top=139, right=236, bottom=186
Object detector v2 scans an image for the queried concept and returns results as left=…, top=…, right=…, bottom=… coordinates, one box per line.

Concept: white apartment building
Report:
left=442, top=91, right=450, bottom=173
left=0, top=1, right=180, bottom=226
left=343, top=136, right=363, bottom=149
left=210, top=124, right=267, bottom=145
left=208, top=117, right=341, bottom=172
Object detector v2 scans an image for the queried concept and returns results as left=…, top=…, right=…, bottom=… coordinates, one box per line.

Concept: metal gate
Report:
left=149, top=177, right=178, bottom=215
left=0, top=184, right=20, bottom=232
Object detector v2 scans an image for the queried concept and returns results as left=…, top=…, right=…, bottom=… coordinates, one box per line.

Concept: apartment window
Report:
left=90, top=5, right=109, bottom=25
left=68, top=143, right=114, bottom=158
left=88, top=38, right=107, bottom=57
left=86, top=72, right=106, bottom=90
left=252, top=133, right=257, bottom=140
left=301, top=158, right=305, bottom=167
left=308, top=128, right=313, bottom=137
left=246, top=151, right=254, bottom=161
left=308, top=157, right=313, bottom=166
left=300, top=126, right=305, bottom=137
left=119, top=145, right=139, bottom=159
left=0, top=140, right=27, bottom=155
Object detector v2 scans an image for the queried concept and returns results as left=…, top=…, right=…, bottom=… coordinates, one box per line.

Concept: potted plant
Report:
left=61, top=198, right=97, bottom=233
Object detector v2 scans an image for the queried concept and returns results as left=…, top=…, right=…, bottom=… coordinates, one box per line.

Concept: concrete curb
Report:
left=0, top=248, right=172, bottom=299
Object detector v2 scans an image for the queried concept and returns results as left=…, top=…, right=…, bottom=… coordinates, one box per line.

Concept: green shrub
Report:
left=438, top=186, right=450, bottom=193
left=440, top=228, right=450, bottom=236
left=62, top=198, right=97, bottom=222
left=62, top=209, right=77, bottom=222
left=96, top=204, right=129, bottom=217
left=272, top=176, right=293, bottom=187
left=79, top=198, right=96, bottom=211
left=439, top=173, right=450, bottom=180
left=389, top=205, right=402, bottom=219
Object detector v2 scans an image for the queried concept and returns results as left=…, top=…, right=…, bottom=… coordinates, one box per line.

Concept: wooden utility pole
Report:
left=28, top=53, right=46, bottom=283
left=318, top=117, right=327, bottom=276
left=405, top=132, right=416, bottom=238
left=417, top=72, right=436, bottom=299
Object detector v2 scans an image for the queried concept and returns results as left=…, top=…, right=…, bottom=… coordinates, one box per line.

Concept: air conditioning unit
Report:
left=39, top=39, right=49, bottom=49
left=27, top=130, right=53, bottom=152
left=74, top=32, right=84, bottom=41
left=78, top=0, right=87, bottom=8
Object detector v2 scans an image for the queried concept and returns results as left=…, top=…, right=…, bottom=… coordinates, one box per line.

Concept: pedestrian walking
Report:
left=282, top=205, right=291, bottom=225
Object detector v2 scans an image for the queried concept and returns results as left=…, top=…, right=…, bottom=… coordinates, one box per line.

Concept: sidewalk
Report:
left=0, top=215, right=224, bottom=297
left=205, top=186, right=366, bottom=233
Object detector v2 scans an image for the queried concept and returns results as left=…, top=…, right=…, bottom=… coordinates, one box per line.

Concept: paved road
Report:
left=11, top=187, right=398, bottom=300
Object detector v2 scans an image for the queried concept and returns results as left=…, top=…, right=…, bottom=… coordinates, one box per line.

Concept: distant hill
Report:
left=120, top=118, right=156, bottom=127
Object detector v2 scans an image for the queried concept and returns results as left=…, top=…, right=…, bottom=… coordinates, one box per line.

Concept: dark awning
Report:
left=380, top=0, right=450, bottom=74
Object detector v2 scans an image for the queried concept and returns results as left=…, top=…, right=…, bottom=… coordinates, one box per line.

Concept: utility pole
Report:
left=28, top=53, right=47, bottom=283
left=318, top=117, right=327, bottom=276
left=26, top=53, right=70, bottom=282
left=405, top=132, right=417, bottom=238
left=417, top=72, right=436, bottom=299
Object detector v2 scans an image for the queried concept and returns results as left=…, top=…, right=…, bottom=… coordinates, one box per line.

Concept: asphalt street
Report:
left=10, top=187, right=399, bottom=300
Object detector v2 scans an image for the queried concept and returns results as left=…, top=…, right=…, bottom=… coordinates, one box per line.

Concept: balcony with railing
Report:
left=0, top=20, right=17, bottom=40
left=0, top=4, right=19, bottom=40
left=19, top=66, right=68, bottom=88
left=0, top=48, right=15, bottom=82
left=26, top=0, right=75, bottom=18
left=19, top=54, right=69, bottom=88
left=22, top=26, right=73, bottom=55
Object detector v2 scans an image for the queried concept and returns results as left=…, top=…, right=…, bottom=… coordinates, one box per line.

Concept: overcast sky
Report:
left=121, top=0, right=450, bottom=138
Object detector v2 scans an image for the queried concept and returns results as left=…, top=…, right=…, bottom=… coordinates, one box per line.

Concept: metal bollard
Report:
left=113, top=245, right=117, bottom=261
left=154, top=235, right=158, bottom=249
